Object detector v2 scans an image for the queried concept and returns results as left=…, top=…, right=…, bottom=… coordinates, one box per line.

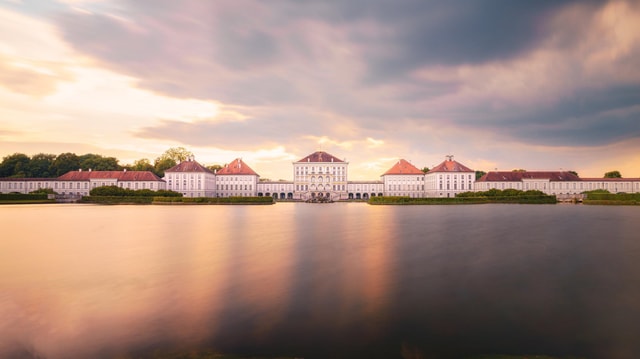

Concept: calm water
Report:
left=1, top=203, right=640, bottom=359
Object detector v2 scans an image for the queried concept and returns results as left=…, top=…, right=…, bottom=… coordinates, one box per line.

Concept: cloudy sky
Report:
left=1, top=0, right=639, bottom=180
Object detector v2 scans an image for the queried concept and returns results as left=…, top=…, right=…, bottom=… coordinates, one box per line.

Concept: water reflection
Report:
left=1, top=204, right=640, bottom=358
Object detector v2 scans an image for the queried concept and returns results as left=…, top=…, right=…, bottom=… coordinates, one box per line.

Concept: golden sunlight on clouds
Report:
left=366, top=137, right=385, bottom=148
left=0, top=6, right=221, bottom=162
left=45, top=67, right=219, bottom=124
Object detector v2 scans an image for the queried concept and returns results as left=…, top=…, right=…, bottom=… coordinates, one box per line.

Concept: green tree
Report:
left=90, top=185, right=128, bottom=196
left=0, top=153, right=30, bottom=177
left=207, top=164, right=223, bottom=173
left=153, top=147, right=194, bottom=177
left=604, top=170, right=622, bottom=178
left=131, top=158, right=155, bottom=172
left=153, top=157, right=176, bottom=177
left=512, top=169, right=526, bottom=172
left=568, top=170, right=579, bottom=177
left=158, top=147, right=193, bottom=163
left=475, top=170, right=487, bottom=180
left=51, top=152, right=80, bottom=176
left=79, top=154, right=120, bottom=171
left=28, top=153, right=56, bottom=177
left=421, top=167, right=429, bottom=173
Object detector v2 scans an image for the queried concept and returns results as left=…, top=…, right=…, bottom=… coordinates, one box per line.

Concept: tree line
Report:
left=0, top=147, right=222, bottom=178
left=1, top=147, right=626, bottom=180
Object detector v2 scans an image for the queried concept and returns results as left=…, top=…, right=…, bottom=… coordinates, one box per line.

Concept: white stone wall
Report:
left=426, top=172, right=475, bottom=197
left=165, top=172, right=215, bottom=197
left=474, top=179, right=640, bottom=195
left=0, top=179, right=58, bottom=194
left=216, top=175, right=258, bottom=197
left=347, top=181, right=384, bottom=199
left=382, top=174, right=425, bottom=197
left=293, top=161, right=348, bottom=200
left=257, top=181, right=294, bottom=199
left=0, top=178, right=166, bottom=196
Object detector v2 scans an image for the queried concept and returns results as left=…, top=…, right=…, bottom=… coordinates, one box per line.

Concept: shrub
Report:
left=89, top=186, right=182, bottom=197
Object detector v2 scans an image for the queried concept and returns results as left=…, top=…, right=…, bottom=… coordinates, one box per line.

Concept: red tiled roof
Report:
left=477, top=171, right=581, bottom=182
left=428, top=159, right=474, bottom=173
left=165, top=159, right=214, bottom=174
left=216, top=158, right=259, bottom=176
left=383, top=159, right=424, bottom=175
left=57, top=170, right=164, bottom=181
left=297, top=151, right=344, bottom=163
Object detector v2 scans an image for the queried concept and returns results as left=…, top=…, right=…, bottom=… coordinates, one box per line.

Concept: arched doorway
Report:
left=356, top=193, right=361, bottom=200
left=348, top=193, right=354, bottom=199
left=258, top=192, right=263, bottom=197
left=280, top=193, right=285, bottom=199
left=363, top=193, right=369, bottom=200
left=287, top=192, right=293, bottom=199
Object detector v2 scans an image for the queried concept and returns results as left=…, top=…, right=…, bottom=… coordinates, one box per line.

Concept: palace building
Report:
left=215, top=158, right=260, bottom=198
left=476, top=171, right=640, bottom=195
left=0, top=169, right=165, bottom=196
left=425, top=156, right=476, bottom=198
left=2, top=150, right=639, bottom=198
left=292, top=151, right=348, bottom=201
left=164, top=156, right=216, bottom=197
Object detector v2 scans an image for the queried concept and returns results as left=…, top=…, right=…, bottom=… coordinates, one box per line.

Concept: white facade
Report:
left=216, top=174, right=258, bottom=197
left=164, top=158, right=216, bottom=197
left=475, top=172, right=640, bottom=195
left=0, top=178, right=59, bottom=195
left=425, top=158, right=475, bottom=198
left=215, top=158, right=259, bottom=197
left=0, top=170, right=166, bottom=196
left=257, top=181, right=295, bottom=200
left=292, top=151, right=349, bottom=201
left=347, top=181, right=384, bottom=199
left=383, top=175, right=425, bottom=197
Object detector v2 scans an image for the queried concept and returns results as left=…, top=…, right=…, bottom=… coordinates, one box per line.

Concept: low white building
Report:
left=0, top=170, right=165, bottom=196
left=257, top=181, right=295, bottom=200
left=381, top=159, right=425, bottom=198
left=347, top=181, right=384, bottom=200
left=475, top=171, right=640, bottom=195
left=0, top=178, right=59, bottom=195
left=164, top=157, right=216, bottom=197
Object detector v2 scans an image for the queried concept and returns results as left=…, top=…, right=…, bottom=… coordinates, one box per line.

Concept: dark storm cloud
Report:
left=510, top=85, right=640, bottom=146
left=280, top=0, right=606, bottom=77
left=52, top=0, right=640, bottom=151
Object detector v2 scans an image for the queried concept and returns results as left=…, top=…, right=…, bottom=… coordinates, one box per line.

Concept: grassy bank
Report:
left=583, top=192, right=640, bottom=205
left=122, top=350, right=580, bottom=359
left=0, top=193, right=55, bottom=204
left=127, top=351, right=298, bottom=359
left=81, top=196, right=275, bottom=205
left=153, top=196, right=274, bottom=205
left=80, top=196, right=154, bottom=204
left=369, top=195, right=557, bottom=205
